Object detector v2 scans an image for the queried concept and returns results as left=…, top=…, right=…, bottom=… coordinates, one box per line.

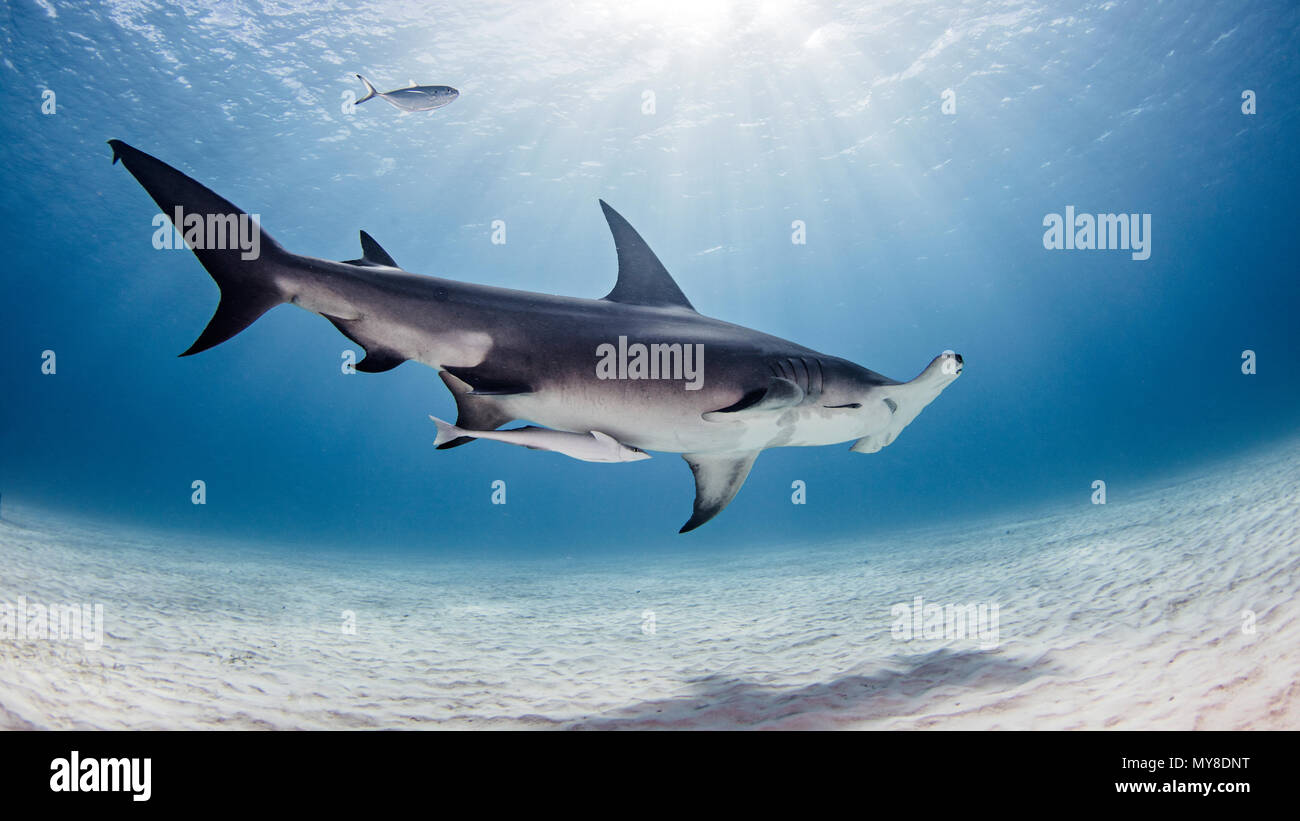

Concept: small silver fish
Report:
left=354, top=74, right=459, bottom=112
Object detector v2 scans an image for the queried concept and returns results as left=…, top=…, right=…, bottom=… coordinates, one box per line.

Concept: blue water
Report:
left=1, top=0, right=1297, bottom=555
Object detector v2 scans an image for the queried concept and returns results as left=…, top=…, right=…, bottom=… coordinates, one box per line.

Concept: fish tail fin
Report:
left=429, top=415, right=466, bottom=448
left=108, top=139, right=290, bottom=357
left=354, top=74, right=379, bottom=104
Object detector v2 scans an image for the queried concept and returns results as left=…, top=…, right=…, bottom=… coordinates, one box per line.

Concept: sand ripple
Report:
left=2, top=437, right=1298, bottom=729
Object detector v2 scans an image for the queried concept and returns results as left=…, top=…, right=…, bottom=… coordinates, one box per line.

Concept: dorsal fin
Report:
left=599, top=200, right=694, bottom=310
left=343, top=230, right=399, bottom=267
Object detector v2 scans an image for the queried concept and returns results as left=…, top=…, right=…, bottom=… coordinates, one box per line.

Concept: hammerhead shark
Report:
left=108, top=140, right=962, bottom=532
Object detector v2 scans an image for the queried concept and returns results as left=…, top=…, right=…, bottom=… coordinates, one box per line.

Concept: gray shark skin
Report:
left=355, top=74, right=459, bottom=112
left=108, top=140, right=962, bottom=532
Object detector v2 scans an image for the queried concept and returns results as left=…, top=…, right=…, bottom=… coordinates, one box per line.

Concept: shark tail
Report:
left=429, top=415, right=468, bottom=448
left=354, top=74, right=379, bottom=104
left=109, top=140, right=291, bottom=357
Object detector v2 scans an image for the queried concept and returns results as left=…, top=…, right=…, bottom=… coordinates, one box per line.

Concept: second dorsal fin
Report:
left=343, top=230, right=399, bottom=268
left=599, top=200, right=695, bottom=310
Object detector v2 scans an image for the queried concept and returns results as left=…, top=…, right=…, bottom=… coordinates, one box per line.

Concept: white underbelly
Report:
left=497, top=393, right=868, bottom=454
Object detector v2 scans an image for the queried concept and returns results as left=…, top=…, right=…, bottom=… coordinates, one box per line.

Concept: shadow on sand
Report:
left=565, top=647, right=1062, bottom=729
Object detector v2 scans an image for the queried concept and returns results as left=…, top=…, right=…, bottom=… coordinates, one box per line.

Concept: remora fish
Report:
left=429, top=416, right=651, bottom=463
left=108, top=140, right=962, bottom=532
left=354, top=74, right=459, bottom=112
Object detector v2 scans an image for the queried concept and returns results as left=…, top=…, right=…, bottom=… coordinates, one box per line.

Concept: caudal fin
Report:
left=354, top=74, right=379, bottom=104
left=429, top=415, right=467, bottom=448
left=109, top=140, right=289, bottom=356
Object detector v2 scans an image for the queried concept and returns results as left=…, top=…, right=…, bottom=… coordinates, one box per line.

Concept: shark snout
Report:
left=913, top=351, right=963, bottom=386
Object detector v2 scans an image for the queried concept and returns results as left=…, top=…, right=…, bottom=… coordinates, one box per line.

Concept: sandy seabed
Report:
left=2, top=437, right=1298, bottom=730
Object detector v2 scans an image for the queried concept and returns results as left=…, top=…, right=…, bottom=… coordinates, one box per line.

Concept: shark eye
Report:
left=823, top=403, right=862, bottom=409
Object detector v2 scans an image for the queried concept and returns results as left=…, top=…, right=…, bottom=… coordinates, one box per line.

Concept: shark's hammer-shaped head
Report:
left=844, top=351, right=963, bottom=454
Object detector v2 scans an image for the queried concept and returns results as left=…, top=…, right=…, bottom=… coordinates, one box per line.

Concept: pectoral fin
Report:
left=703, top=377, right=804, bottom=421
left=679, top=450, right=761, bottom=533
